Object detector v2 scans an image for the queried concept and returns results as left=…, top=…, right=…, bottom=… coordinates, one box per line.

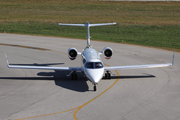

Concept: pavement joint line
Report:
left=0, top=43, right=50, bottom=51
left=0, top=43, right=69, bottom=55
left=1, top=43, right=120, bottom=120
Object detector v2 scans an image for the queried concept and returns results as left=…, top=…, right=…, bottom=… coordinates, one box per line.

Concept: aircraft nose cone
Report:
left=91, top=74, right=101, bottom=83
left=86, top=68, right=104, bottom=84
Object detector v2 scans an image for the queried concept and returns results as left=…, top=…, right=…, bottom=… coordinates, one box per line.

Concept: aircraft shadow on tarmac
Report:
left=0, top=66, right=155, bottom=92
left=1, top=63, right=155, bottom=92
left=38, top=70, right=90, bottom=92
left=38, top=71, right=155, bottom=92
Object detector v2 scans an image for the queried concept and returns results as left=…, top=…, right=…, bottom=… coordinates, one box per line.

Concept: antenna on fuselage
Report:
left=58, top=21, right=116, bottom=48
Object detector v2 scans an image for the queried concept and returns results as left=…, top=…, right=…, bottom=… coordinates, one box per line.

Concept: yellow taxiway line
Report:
left=0, top=43, right=120, bottom=120
left=15, top=107, right=79, bottom=120
left=73, top=70, right=119, bottom=120
left=15, top=70, right=119, bottom=120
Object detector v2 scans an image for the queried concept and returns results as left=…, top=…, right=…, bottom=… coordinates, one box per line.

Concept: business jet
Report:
left=5, top=21, right=175, bottom=91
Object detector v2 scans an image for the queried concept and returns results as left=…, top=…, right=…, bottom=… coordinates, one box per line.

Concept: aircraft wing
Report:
left=5, top=53, right=83, bottom=71
left=104, top=63, right=172, bottom=71
left=104, top=51, right=175, bottom=71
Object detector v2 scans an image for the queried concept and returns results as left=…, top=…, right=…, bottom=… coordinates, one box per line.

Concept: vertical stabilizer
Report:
left=86, top=21, right=90, bottom=47
left=58, top=21, right=116, bottom=47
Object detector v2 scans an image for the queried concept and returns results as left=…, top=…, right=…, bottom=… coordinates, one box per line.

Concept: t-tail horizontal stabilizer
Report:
left=58, top=21, right=116, bottom=47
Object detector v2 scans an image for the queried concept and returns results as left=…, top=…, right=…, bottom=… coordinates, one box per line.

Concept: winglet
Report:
left=172, top=50, right=175, bottom=65
left=4, top=52, right=10, bottom=67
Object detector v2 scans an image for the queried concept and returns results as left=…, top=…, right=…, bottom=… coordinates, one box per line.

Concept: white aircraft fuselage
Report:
left=82, top=47, right=104, bottom=85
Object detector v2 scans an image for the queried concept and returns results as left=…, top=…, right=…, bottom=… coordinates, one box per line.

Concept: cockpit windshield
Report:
left=85, top=62, right=103, bottom=69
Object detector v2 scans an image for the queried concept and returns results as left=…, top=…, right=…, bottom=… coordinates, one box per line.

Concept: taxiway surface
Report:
left=0, top=33, right=180, bottom=120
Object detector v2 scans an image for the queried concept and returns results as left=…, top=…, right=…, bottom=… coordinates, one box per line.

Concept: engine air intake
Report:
left=68, top=48, right=78, bottom=60
left=103, top=47, right=113, bottom=59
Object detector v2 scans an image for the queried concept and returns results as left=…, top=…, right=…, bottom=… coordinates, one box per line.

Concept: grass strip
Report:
left=0, top=1, right=179, bottom=51
left=0, top=22, right=179, bottom=51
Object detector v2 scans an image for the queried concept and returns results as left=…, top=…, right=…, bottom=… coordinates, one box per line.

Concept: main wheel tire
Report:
left=75, top=74, right=77, bottom=80
left=108, top=73, right=111, bottom=79
left=71, top=74, right=74, bottom=80
left=105, top=73, right=107, bottom=79
left=94, top=86, right=97, bottom=91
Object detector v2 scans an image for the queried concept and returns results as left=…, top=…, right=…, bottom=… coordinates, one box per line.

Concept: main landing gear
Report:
left=93, top=84, right=97, bottom=91
left=105, top=71, right=111, bottom=79
left=71, top=71, right=77, bottom=80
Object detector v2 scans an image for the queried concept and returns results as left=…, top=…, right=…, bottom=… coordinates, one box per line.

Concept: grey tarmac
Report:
left=0, top=33, right=180, bottom=120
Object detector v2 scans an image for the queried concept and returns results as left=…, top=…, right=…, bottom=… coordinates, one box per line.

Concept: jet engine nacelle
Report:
left=68, top=48, right=78, bottom=60
left=103, top=47, right=113, bottom=59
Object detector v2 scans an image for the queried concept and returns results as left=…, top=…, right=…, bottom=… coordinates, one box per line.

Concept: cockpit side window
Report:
left=95, top=62, right=103, bottom=68
left=85, top=62, right=94, bottom=68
